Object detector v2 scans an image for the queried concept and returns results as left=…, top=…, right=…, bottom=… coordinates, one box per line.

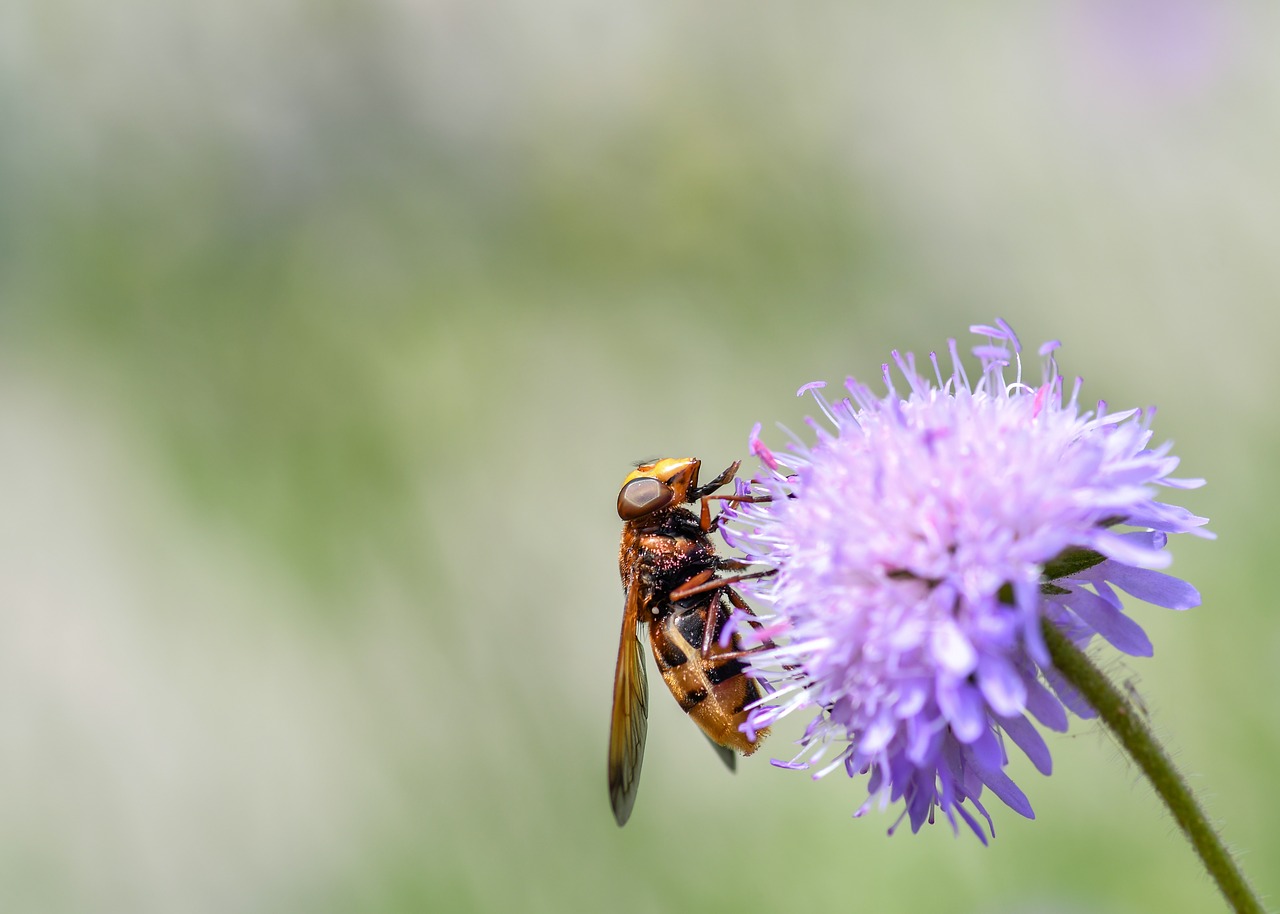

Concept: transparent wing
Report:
left=607, top=581, right=649, bottom=827
left=704, top=734, right=737, bottom=771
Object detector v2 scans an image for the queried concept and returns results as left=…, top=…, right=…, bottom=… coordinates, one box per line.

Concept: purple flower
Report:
left=721, top=320, right=1210, bottom=842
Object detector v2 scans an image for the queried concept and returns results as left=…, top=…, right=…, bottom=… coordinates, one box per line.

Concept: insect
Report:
left=1123, top=677, right=1150, bottom=718
left=607, top=457, right=773, bottom=826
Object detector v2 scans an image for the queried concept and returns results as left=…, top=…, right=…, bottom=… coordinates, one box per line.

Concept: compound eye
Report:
left=618, top=477, right=675, bottom=521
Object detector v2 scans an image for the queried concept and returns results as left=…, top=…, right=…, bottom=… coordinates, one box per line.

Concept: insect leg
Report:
left=724, top=585, right=802, bottom=676
left=695, top=587, right=773, bottom=658
left=689, top=460, right=741, bottom=502
left=705, top=493, right=773, bottom=505
left=723, top=586, right=778, bottom=650
left=669, top=570, right=778, bottom=657
left=700, top=594, right=725, bottom=656
left=724, top=585, right=762, bottom=621
left=668, top=568, right=776, bottom=603
left=668, top=568, right=717, bottom=603
left=699, top=492, right=773, bottom=531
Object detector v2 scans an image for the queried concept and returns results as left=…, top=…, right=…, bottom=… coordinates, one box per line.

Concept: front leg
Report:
left=690, top=460, right=740, bottom=503
left=692, top=460, right=773, bottom=531
left=700, top=492, right=773, bottom=532
left=672, top=570, right=779, bottom=671
left=668, top=567, right=777, bottom=605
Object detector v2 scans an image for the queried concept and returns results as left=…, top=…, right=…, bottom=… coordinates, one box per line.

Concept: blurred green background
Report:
left=1, top=2, right=1276, bottom=912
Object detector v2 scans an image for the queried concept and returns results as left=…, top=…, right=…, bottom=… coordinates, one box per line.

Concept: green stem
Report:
left=1040, top=619, right=1266, bottom=914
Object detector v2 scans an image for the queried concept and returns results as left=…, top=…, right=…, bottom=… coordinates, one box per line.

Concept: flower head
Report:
left=722, top=320, right=1210, bottom=842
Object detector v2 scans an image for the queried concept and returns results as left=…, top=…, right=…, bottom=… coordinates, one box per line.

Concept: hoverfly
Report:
left=607, top=457, right=772, bottom=826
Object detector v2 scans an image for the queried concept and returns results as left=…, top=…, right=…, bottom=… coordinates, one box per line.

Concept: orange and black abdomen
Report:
left=649, top=599, right=768, bottom=755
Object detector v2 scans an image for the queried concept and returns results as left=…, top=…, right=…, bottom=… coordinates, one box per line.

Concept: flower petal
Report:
left=976, top=654, right=1028, bottom=717
left=1088, top=529, right=1173, bottom=569
left=998, top=713, right=1053, bottom=775
left=1103, top=564, right=1201, bottom=610
left=1059, top=586, right=1154, bottom=657
left=1022, top=674, right=1069, bottom=733
left=931, top=619, right=978, bottom=676
left=937, top=679, right=986, bottom=743
left=981, top=768, right=1035, bottom=820
left=1043, top=666, right=1097, bottom=720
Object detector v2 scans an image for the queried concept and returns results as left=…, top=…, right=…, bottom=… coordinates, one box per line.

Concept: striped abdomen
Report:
left=649, top=598, right=767, bottom=755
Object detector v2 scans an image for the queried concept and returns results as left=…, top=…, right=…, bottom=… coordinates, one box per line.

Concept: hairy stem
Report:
left=1041, top=619, right=1265, bottom=914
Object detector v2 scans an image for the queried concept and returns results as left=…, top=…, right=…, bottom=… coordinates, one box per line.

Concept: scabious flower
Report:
left=720, top=320, right=1210, bottom=842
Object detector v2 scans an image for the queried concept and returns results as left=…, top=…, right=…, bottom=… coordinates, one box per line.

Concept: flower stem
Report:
left=1040, top=619, right=1265, bottom=914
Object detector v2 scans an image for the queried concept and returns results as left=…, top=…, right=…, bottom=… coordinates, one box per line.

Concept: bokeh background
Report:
left=2, top=2, right=1277, bottom=912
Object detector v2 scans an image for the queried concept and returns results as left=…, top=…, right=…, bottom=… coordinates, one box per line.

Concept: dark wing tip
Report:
left=705, top=736, right=737, bottom=772
left=610, top=781, right=637, bottom=827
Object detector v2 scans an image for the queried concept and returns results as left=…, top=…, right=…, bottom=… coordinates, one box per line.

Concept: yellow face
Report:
left=621, top=457, right=701, bottom=504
